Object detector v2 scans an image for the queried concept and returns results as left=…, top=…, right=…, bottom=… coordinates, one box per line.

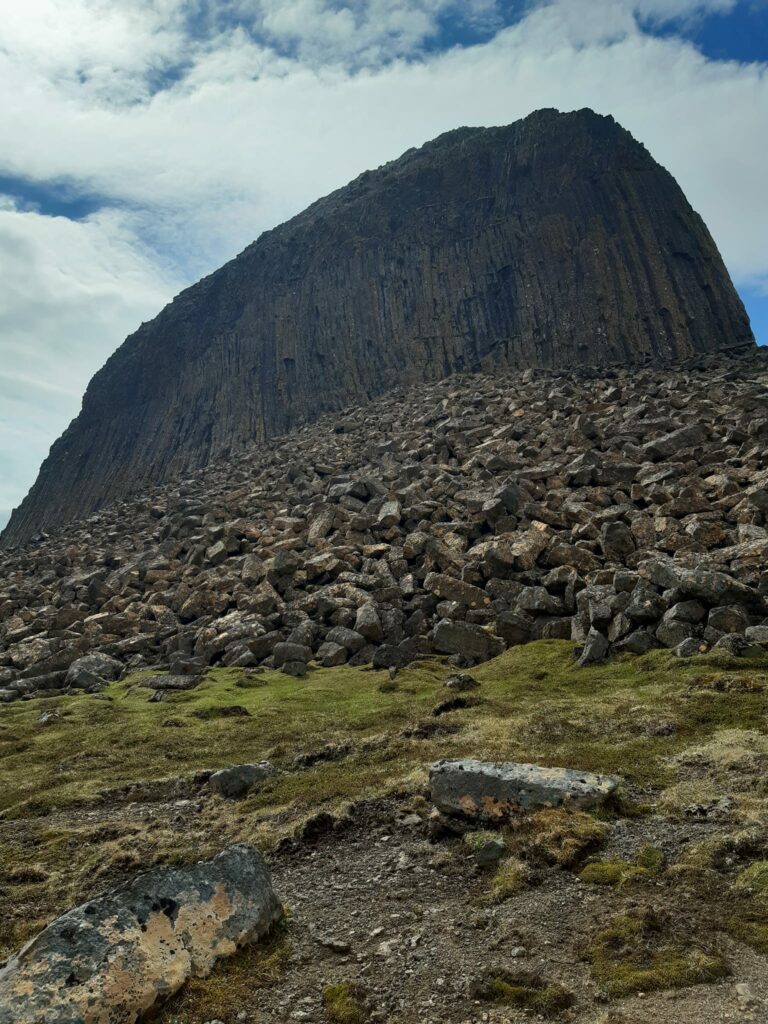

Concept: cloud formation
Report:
left=0, top=0, right=766, bottom=527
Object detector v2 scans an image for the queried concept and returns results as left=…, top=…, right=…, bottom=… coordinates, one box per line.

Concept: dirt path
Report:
left=162, top=798, right=767, bottom=1024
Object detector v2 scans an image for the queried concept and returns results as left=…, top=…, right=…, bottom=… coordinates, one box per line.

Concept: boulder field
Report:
left=3, top=345, right=768, bottom=702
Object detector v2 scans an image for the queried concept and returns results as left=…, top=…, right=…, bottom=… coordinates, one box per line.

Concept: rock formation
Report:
left=2, top=107, right=753, bottom=545
left=4, top=345, right=768, bottom=702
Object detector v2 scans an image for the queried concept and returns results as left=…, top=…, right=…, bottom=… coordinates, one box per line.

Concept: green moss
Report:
left=517, top=809, right=608, bottom=868
left=725, top=915, right=768, bottom=954
left=580, top=846, right=666, bottom=887
left=322, top=981, right=365, bottom=1024
left=587, top=910, right=729, bottom=997
left=489, top=856, right=531, bottom=902
left=579, top=860, right=631, bottom=886
left=473, top=970, right=573, bottom=1015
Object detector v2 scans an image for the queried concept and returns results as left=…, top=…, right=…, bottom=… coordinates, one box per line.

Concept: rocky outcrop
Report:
left=4, top=346, right=768, bottom=702
left=430, top=760, right=621, bottom=819
left=3, top=107, right=753, bottom=545
left=0, top=844, right=282, bottom=1024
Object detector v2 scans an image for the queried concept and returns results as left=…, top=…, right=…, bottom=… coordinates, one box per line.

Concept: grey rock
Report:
left=577, top=628, right=609, bottom=667
left=433, top=620, right=505, bottom=663
left=0, top=844, right=282, bottom=1024
left=674, top=637, right=708, bottom=658
left=209, top=762, right=277, bottom=799
left=65, top=652, right=123, bottom=688
left=272, top=642, right=312, bottom=668
left=707, top=605, right=749, bottom=634
left=430, top=759, right=621, bottom=820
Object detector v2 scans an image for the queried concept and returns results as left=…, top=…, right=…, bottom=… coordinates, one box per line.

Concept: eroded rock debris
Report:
left=3, top=346, right=768, bottom=701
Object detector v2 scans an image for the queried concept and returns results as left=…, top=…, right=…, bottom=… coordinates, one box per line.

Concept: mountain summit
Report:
left=3, top=107, right=753, bottom=545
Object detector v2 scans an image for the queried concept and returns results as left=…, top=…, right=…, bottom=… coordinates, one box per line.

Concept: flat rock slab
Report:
left=0, top=844, right=282, bottom=1024
left=430, top=759, right=621, bottom=820
left=136, top=673, right=200, bottom=690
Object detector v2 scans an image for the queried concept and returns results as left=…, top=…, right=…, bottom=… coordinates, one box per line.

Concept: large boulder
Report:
left=433, top=620, right=505, bottom=663
left=65, top=652, right=123, bottom=688
left=430, top=759, right=621, bottom=820
left=208, top=762, right=277, bottom=799
left=0, top=845, right=282, bottom=1024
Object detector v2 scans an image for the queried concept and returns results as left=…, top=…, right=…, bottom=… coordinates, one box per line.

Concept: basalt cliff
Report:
left=1, top=107, right=753, bottom=547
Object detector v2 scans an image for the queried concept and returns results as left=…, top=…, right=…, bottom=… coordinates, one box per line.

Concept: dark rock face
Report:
left=3, top=107, right=752, bottom=545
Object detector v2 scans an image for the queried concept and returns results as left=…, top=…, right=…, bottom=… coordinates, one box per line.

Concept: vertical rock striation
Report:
left=3, top=107, right=753, bottom=545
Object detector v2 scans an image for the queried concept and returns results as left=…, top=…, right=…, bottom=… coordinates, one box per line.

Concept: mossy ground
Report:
left=586, top=909, right=730, bottom=997
left=321, top=981, right=366, bottom=1023
left=472, top=968, right=573, bottom=1014
left=1, top=640, right=768, bottom=1012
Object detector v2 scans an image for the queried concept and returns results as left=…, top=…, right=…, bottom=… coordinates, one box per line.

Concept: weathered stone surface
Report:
left=433, top=621, right=505, bottom=663
left=209, top=762, right=277, bottom=799
left=430, top=759, right=621, bottom=820
left=65, top=653, right=123, bottom=688
left=0, top=844, right=282, bottom=1024
left=4, top=108, right=752, bottom=545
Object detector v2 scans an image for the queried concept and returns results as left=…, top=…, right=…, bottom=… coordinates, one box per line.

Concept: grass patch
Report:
left=510, top=808, right=608, bottom=869
left=579, top=846, right=666, bottom=887
left=587, top=909, right=729, bottom=997
left=472, top=969, right=573, bottom=1015
left=489, top=856, right=531, bottom=902
left=322, top=980, right=365, bottom=1023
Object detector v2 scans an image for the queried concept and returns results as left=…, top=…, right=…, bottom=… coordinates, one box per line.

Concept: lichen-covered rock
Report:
left=0, top=844, right=282, bottom=1024
left=430, top=759, right=621, bottom=820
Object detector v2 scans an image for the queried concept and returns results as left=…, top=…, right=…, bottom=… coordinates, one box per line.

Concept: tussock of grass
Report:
left=472, top=969, right=573, bottom=1015
left=580, top=845, right=666, bottom=887
left=488, top=856, right=531, bottom=902
left=322, top=980, right=365, bottom=1023
left=515, top=808, right=608, bottom=869
left=587, top=909, right=729, bottom=997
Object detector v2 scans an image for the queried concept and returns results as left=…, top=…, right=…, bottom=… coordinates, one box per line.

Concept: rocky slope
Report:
left=3, top=345, right=768, bottom=703
left=2, top=107, right=753, bottom=545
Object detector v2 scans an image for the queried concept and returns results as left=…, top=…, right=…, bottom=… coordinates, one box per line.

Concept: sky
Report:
left=0, top=1, right=767, bottom=531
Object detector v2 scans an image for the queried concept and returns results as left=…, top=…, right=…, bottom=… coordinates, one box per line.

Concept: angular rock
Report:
left=430, top=759, right=621, bottom=820
left=433, top=620, right=505, bottom=663
left=65, top=652, right=123, bottom=687
left=209, top=763, right=277, bottom=799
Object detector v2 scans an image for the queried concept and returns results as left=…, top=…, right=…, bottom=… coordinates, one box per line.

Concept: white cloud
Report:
left=0, top=201, right=178, bottom=518
left=0, top=0, right=766, bottom=519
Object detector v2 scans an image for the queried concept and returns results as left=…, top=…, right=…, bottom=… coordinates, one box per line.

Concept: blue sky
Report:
left=0, top=0, right=767, bottom=530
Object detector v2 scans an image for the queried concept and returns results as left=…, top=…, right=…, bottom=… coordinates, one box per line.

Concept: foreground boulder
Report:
left=0, top=844, right=282, bottom=1024
left=430, top=759, right=621, bottom=821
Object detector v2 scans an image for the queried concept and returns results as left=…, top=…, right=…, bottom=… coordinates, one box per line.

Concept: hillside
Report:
left=2, top=107, right=753, bottom=545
